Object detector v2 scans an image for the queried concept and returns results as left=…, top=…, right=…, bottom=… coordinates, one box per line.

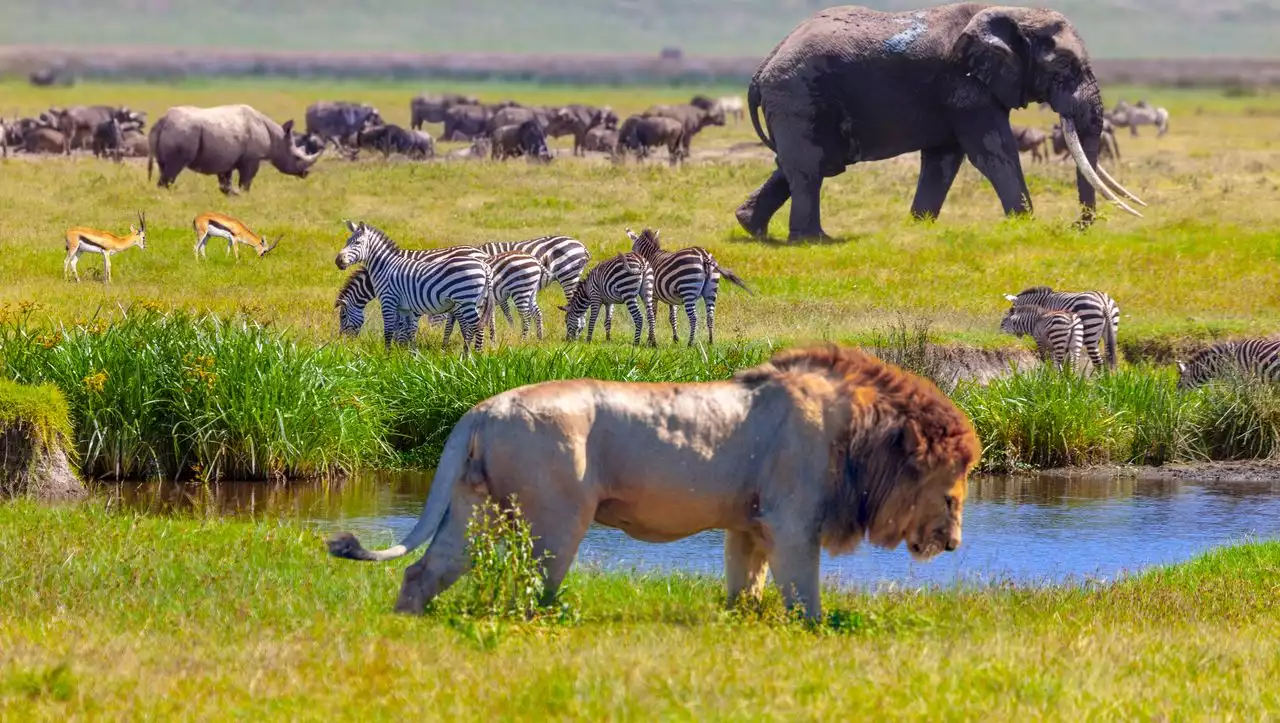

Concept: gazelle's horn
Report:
left=263, top=236, right=281, bottom=256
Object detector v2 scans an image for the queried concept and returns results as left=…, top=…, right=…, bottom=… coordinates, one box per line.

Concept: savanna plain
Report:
left=3, top=78, right=1280, bottom=720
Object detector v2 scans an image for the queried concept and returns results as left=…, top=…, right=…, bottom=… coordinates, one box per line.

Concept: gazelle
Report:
left=192, top=212, right=281, bottom=260
left=63, top=212, right=147, bottom=284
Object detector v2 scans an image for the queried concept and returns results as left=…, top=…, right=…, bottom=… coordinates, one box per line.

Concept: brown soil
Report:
left=1, top=424, right=85, bottom=501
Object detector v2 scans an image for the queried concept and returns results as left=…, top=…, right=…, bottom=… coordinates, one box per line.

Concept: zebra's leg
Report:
left=586, top=303, right=601, bottom=343
left=668, top=304, right=679, bottom=343
left=379, top=298, right=399, bottom=348
left=531, top=299, right=544, bottom=340
left=1086, top=345, right=1104, bottom=371
left=645, top=291, right=657, bottom=348
left=705, top=295, right=716, bottom=345
left=442, top=313, right=456, bottom=349
left=514, top=295, right=533, bottom=340
left=684, top=298, right=699, bottom=347
left=603, top=305, right=614, bottom=342
left=463, top=302, right=484, bottom=355
left=626, top=298, right=644, bottom=346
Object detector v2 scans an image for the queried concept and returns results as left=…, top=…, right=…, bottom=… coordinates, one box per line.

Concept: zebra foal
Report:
left=560, top=252, right=656, bottom=346
left=477, top=235, right=590, bottom=300
left=334, top=221, right=491, bottom=355
left=625, top=227, right=751, bottom=346
left=1177, top=339, right=1280, bottom=390
left=1000, top=304, right=1085, bottom=371
left=1004, top=286, right=1120, bottom=370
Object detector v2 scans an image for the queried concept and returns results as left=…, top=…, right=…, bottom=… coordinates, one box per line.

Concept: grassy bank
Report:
left=3, top=309, right=1280, bottom=478
left=2, top=80, right=1280, bottom=350
left=1, top=502, right=1277, bottom=718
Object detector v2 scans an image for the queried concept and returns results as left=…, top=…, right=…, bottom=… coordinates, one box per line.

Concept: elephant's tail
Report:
left=327, top=412, right=483, bottom=562
left=146, top=124, right=157, bottom=182
left=747, top=79, right=774, bottom=152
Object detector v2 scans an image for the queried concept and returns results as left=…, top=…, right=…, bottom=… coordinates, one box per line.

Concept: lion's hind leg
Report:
left=393, top=502, right=473, bottom=615
left=725, top=530, right=769, bottom=609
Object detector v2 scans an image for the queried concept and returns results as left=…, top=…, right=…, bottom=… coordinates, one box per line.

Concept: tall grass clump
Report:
left=440, top=497, right=553, bottom=622
left=1191, top=377, right=1280, bottom=460
left=0, top=305, right=389, bottom=480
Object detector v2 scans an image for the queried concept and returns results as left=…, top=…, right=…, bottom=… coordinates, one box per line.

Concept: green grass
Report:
left=1, top=501, right=1278, bottom=718
left=0, top=378, right=72, bottom=452
left=3, top=79, right=1280, bottom=354
left=2, top=0, right=1278, bottom=57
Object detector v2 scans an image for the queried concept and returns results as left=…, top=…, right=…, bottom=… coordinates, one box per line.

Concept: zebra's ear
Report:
left=557, top=305, right=568, bottom=312
left=1004, top=294, right=1018, bottom=302
left=344, top=219, right=357, bottom=233
left=1176, top=361, right=1186, bottom=373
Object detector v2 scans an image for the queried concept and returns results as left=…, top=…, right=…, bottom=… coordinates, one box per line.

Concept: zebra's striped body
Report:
left=484, top=251, right=550, bottom=341
left=626, top=227, right=751, bottom=346
left=478, top=235, right=589, bottom=299
left=335, top=222, right=491, bottom=355
left=561, top=252, right=656, bottom=346
left=336, top=268, right=421, bottom=343
left=1000, top=304, right=1084, bottom=370
left=1177, top=339, right=1280, bottom=390
left=1005, top=286, right=1120, bottom=370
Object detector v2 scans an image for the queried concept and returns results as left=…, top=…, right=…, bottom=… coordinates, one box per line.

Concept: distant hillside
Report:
left=3, top=0, right=1279, bottom=59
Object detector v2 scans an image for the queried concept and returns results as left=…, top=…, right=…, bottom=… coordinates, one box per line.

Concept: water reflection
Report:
left=103, top=471, right=1280, bottom=588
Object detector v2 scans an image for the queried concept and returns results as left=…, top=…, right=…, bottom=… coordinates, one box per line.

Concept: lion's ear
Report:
left=902, top=419, right=925, bottom=460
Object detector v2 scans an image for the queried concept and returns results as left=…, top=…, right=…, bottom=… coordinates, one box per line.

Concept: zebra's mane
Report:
left=1185, top=340, right=1239, bottom=366
left=335, top=268, right=369, bottom=307
left=354, top=223, right=401, bottom=254
left=1016, top=285, right=1055, bottom=295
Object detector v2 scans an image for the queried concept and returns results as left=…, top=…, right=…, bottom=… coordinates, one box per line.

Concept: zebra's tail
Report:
left=715, top=260, right=753, bottom=295
left=1104, top=312, right=1119, bottom=370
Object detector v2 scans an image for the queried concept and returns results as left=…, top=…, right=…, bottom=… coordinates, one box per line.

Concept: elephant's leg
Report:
left=725, top=530, right=769, bottom=608
left=766, top=534, right=822, bottom=620
left=735, top=168, right=791, bottom=239
left=910, top=145, right=965, bottom=220
left=393, top=501, right=475, bottom=615
left=955, top=118, right=1031, bottom=216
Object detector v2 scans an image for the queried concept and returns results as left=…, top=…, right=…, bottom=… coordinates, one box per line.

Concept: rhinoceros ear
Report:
left=282, top=119, right=296, bottom=135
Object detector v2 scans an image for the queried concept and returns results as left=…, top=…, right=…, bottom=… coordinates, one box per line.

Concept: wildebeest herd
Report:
left=1011, top=98, right=1171, bottom=165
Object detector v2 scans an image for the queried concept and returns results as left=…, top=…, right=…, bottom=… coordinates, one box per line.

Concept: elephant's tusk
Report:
left=1095, top=163, right=1147, bottom=207
left=1063, top=118, right=1143, bottom=218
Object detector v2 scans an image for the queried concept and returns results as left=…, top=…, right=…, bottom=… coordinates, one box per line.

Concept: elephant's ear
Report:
left=951, top=10, right=1028, bottom=110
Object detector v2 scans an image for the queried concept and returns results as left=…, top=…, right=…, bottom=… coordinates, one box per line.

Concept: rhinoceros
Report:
left=148, top=105, right=323, bottom=195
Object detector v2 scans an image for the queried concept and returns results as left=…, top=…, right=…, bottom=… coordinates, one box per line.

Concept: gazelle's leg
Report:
left=194, top=232, right=207, bottom=259
left=102, top=253, right=111, bottom=285
left=71, top=253, right=81, bottom=283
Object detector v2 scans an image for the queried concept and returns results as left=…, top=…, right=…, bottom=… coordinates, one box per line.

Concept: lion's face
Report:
left=903, top=472, right=966, bottom=561
left=867, top=466, right=967, bottom=561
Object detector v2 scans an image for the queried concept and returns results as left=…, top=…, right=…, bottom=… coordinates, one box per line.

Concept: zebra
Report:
left=625, top=227, right=751, bottom=346
left=1000, top=305, right=1085, bottom=371
left=560, top=252, right=656, bottom=346
left=334, top=221, right=491, bottom=355
left=1177, top=339, right=1280, bottom=390
left=477, top=235, right=590, bottom=299
left=1004, top=286, right=1120, bottom=370
left=483, top=251, right=551, bottom=341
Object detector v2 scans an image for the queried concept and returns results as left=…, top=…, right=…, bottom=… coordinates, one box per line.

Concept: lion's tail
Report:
left=327, top=413, right=483, bottom=562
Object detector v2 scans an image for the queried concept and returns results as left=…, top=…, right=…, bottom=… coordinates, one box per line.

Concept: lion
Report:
left=328, top=344, right=980, bottom=620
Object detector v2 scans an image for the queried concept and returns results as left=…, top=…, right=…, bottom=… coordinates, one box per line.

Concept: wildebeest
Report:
left=356, top=124, right=434, bottom=160
left=446, top=136, right=492, bottom=161
left=545, top=104, right=615, bottom=156
left=442, top=104, right=493, bottom=141
left=582, top=127, right=618, bottom=154
left=642, top=104, right=724, bottom=158
left=1011, top=125, right=1049, bottom=163
left=1052, top=119, right=1120, bottom=162
left=49, top=106, right=144, bottom=154
left=1109, top=99, right=1169, bottom=137
left=492, top=120, right=552, bottom=162
left=119, top=129, right=149, bottom=158
left=409, top=93, right=480, bottom=129
left=29, top=67, right=73, bottom=87
left=93, top=118, right=124, bottom=161
left=148, top=104, right=323, bottom=195
left=617, top=115, right=685, bottom=166
left=488, top=106, right=552, bottom=134
left=24, top=127, right=67, bottom=154
left=304, top=101, right=383, bottom=147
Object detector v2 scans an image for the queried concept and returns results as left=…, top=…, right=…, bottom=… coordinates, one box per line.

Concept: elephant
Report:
left=1011, top=125, right=1049, bottom=163
left=147, top=104, right=323, bottom=195
left=735, top=3, right=1146, bottom=241
left=409, top=93, right=479, bottom=129
left=442, top=104, right=493, bottom=141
